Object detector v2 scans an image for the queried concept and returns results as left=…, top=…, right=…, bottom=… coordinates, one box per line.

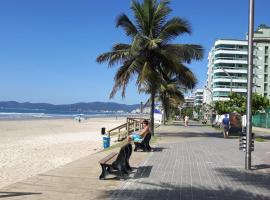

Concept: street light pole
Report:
left=246, top=0, right=254, bottom=170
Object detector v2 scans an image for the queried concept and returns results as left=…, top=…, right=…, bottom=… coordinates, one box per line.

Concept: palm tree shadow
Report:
left=0, top=191, right=42, bottom=198
left=252, top=164, right=270, bottom=171
left=215, top=167, right=270, bottom=191
left=156, top=131, right=225, bottom=139
left=150, top=147, right=167, bottom=152
left=98, top=181, right=270, bottom=199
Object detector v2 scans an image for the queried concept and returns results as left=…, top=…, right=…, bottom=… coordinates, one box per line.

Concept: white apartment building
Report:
left=205, top=24, right=270, bottom=103
left=253, top=25, right=270, bottom=97
left=182, top=96, right=195, bottom=108
left=194, top=89, right=204, bottom=106
left=208, top=39, right=248, bottom=102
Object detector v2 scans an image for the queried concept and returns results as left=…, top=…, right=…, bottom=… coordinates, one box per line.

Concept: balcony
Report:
left=213, top=87, right=247, bottom=93
left=214, top=59, right=248, bottom=65
left=213, top=76, right=247, bottom=83
left=213, top=97, right=230, bottom=101
left=213, top=68, right=247, bottom=74
left=214, top=49, right=248, bottom=55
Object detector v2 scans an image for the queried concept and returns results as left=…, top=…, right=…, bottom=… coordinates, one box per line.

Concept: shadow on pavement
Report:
left=151, top=147, right=167, bottom=152
left=0, top=192, right=42, bottom=198
left=156, top=131, right=225, bottom=139
left=215, top=168, right=270, bottom=191
left=255, top=135, right=270, bottom=140
left=98, top=181, right=270, bottom=199
left=133, top=166, right=152, bottom=179
left=252, top=164, right=270, bottom=171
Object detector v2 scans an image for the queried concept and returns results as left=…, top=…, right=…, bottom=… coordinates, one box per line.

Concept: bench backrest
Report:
left=142, top=133, right=151, bottom=144
left=113, top=143, right=132, bottom=166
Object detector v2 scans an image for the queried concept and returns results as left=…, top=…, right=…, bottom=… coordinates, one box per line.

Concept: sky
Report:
left=0, top=0, right=270, bottom=105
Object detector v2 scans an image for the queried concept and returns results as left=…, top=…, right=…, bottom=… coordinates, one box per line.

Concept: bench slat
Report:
left=99, top=152, right=118, bottom=164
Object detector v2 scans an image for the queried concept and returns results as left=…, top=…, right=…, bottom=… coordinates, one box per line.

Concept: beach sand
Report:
left=0, top=117, right=126, bottom=188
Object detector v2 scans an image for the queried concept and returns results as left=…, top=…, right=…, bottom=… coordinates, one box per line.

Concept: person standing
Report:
left=184, top=115, right=189, bottom=127
left=222, top=114, right=230, bottom=138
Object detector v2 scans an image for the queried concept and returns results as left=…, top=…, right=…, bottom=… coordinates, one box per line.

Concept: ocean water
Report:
left=0, top=108, right=127, bottom=120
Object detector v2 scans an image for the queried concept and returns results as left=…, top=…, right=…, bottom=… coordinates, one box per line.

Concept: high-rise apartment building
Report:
left=194, top=89, right=204, bottom=106
left=253, top=25, right=270, bottom=97
left=205, top=25, right=270, bottom=103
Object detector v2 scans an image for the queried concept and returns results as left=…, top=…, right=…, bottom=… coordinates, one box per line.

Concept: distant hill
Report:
left=0, top=101, right=140, bottom=113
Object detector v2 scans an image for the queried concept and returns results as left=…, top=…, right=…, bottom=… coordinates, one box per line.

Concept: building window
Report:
left=265, top=46, right=269, bottom=54
left=264, top=75, right=268, bottom=82
left=265, top=56, right=269, bottom=63
left=265, top=65, right=268, bottom=73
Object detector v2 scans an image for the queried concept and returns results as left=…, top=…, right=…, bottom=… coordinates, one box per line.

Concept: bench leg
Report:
left=126, top=161, right=132, bottom=172
left=117, top=166, right=126, bottom=180
left=99, top=164, right=108, bottom=180
left=146, top=143, right=151, bottom=151
left=134, top=143, right=138, bottom=152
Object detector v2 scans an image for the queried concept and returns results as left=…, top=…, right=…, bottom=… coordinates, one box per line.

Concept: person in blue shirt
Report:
left=222, top=114, right=230, bottom=138
left=128, top=119, right=150, bottom=143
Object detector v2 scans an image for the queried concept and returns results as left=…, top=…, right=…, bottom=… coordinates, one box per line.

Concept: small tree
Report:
left=181, top=107, right=193, bottom=119
left=214, top=92, right=270, bottom=115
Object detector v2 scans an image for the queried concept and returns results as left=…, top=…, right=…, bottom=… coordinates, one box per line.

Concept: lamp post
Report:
left=220, top=67, right=233, bottom=94
left=246, top=0, right=254, bottom=170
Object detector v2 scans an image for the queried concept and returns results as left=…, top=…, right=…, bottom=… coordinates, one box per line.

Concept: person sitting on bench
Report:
left=128, top=119, right=150, bottom=143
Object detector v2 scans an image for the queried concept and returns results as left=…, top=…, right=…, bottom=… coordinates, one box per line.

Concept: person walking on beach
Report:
left=184, top=115, right=189, bottom=127
left=128, top=119, right=150, bottom=143
left=222, top=114, right=230, bottom=138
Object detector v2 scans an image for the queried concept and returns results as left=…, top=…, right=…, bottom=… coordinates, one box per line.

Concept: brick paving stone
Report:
left=108, top=123, right=270, bottom=200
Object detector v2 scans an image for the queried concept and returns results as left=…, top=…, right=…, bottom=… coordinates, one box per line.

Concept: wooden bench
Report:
left=134, top=133, right=152, bottom=152
left=99, top=143, right=132, bottom=180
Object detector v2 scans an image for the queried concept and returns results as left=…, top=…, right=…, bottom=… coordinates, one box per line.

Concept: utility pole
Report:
left=246, top=0, right=254, bottom=170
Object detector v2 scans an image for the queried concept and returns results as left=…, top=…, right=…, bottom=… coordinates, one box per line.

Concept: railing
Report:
left=215, top=47, right=248, bottom=51
left=214, top=57, right=247, bottom=61
left=213, top=65, right=247, bottom=69
left=213, top=76, right=247, bottom=80
left=107, top=117, right=148, bottom=141
left=213, top=85, right=247, bottom=89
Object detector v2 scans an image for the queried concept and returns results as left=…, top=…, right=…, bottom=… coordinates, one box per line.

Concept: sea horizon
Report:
left=0, top=107, right=139, bottom=120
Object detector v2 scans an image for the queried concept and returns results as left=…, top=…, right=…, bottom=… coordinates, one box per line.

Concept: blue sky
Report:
left=0, top=0, right=269, bottom=105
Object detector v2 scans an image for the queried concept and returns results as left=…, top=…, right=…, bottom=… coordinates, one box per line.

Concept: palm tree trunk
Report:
left=162, top=101, right=166, bottom=125
left=150, top=91, right=155, bottom=136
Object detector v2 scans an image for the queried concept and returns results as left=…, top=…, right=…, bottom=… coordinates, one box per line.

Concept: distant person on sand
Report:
left=184, top=115, right=189, bottom=127
left=128, top=119, right=150, bottom=143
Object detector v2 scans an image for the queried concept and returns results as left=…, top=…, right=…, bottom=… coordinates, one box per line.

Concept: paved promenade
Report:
left=1, top=122, right=270, bottom=199
left=104, top=123, right=270, bottom=200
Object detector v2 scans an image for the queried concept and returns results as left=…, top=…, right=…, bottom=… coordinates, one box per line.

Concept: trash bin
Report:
left=103, top=136, right=110, bottom=149
left=101, top=127, right=106, bottom=135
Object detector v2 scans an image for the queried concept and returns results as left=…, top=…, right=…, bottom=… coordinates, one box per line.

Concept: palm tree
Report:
left=142, top=66, right=197, bottom=124
left=96, top=0, right=203, bottom=135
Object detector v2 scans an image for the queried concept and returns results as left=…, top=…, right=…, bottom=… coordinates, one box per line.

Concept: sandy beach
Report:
left=0, top=117, right=126, bottom=189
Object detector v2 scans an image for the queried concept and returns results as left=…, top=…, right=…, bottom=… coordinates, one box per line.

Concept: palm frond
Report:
left=131, top=0, right=146, bottom=33
left=110, top=63, right=132, bottom=98
left=109, top=58, right=143, bottom=98
left=153, top=0, right=171, bottom=36
left=96, top=49, right=130, bottom=67
left=164, top=44, right=204, bottom=63
left=112, top=43, right=131, bottom=51
left=116, top=14, right=138, bottom=37
left=159, top=17, right=191, bottom=43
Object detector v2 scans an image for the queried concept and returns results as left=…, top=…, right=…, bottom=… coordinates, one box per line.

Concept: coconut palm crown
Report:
left=97, top=0, right=204, bottom=134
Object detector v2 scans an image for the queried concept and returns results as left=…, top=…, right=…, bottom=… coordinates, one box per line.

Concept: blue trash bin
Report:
left=103, top=136, right=110, bottom=149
